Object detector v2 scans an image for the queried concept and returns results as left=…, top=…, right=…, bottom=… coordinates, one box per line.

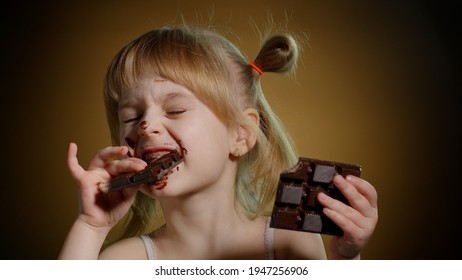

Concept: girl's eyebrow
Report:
left=164, top=91, right=193, bottom=101
left=118, top=99, right=138, bottom=110
left=119, top=91, right=193, bottom=109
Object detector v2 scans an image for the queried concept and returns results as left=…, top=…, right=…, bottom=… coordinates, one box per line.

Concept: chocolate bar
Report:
left=270, top=157, right=361, bottom=236
left=107, top=150, right=184, bottom=192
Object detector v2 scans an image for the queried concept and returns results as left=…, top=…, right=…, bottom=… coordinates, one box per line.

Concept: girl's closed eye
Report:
left=166, top=108, right=186, bottom=117
left=123, top=115, right=143, bottom=124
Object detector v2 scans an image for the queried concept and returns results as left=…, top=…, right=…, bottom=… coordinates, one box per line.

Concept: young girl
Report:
left=59, top=24, right=378, bottom=260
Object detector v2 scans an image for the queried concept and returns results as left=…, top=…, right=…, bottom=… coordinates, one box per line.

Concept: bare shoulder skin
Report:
left=98, top=237, right=147, bottom=260
left=274, top=229, right=327, bottom=259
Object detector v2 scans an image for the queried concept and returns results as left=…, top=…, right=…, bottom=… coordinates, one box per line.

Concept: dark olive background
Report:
left=2, top=0, right=461, bottom=259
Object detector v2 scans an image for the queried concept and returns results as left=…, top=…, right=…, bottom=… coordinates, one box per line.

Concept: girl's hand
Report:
left=317, top=175, right=378, bottom=259
left=67, top=143, right=147, bottom=230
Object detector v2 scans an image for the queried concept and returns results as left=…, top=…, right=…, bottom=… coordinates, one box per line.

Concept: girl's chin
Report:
left=143, top=183, right=166, bottom=193
left=140, top=182, right=178, bottom=198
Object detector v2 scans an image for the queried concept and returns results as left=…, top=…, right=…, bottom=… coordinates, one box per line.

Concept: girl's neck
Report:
left=160, top=185, right=249, bottom=235
left=155, top=184, right=260, bottom=258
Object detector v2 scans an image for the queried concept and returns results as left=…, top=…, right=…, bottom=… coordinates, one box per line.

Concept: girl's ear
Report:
left=230, top=108, right=260, bottom=158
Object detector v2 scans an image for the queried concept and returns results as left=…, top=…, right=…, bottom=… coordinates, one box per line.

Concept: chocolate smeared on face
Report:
left=140, top=120, right=149, bottom=131
left=177, top=138, right=188, bottom=156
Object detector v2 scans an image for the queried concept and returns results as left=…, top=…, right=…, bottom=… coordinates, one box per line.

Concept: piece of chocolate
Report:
left=108, top=150, right=184, bottom=192
left=270, top=157, right=361, bottom=236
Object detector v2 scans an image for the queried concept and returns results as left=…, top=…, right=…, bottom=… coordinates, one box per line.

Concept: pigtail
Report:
left=252, top=34, right=299, bottom=75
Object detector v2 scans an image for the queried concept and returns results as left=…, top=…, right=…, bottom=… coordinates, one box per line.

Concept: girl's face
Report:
left=118, top=76, right=237, bottom=198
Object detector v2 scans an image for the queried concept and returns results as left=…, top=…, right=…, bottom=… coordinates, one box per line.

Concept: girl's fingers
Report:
left=67, top=143, right=86, bottom=180
left=345, top=175, right=378, bottom=208
left=105, top=157, right=147, bottom=176
left=322, top=207, right=361, bottom=236
left=317, top=175, right=378, bottom=230
left=88, top=146, right=129, bottom=169
left=318, top=175, right=378, bottom=258
left=68, top=143, right=146, bottom=184
left=318, top=192, right=367, bottom=229
left=332, top=175, right=378, bottom=218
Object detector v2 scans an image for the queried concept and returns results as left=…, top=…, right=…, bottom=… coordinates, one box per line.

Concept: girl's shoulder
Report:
left=98, top=236, right=147, bottom=260
left=273, top=228, right=327, bottom=259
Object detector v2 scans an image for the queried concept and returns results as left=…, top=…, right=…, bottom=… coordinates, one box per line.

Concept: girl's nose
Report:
left=138, top=118, right=163, bottom=137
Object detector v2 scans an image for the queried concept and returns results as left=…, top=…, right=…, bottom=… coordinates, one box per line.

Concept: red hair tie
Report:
left=249, top=62, right=263, bottom=75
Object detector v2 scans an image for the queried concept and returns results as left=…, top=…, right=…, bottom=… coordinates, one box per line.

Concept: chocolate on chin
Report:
left=107, top=150, right=184, bottom=192
left=269, top=157, right=361, bottom=236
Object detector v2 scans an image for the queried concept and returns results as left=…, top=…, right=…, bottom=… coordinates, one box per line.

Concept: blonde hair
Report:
left=103, top=24, right=300, bottom=242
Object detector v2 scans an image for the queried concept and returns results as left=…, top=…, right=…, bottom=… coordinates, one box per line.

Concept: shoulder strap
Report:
left=140, top=235, right=157, bottom=260
left=264, top=217, right=275, bottom=260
